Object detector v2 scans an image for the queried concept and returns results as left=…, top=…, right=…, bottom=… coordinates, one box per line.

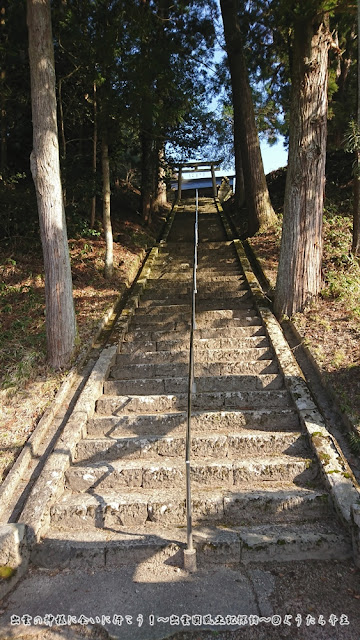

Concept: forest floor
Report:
left=0, top=184, right=170, bottom=485
left=243, top=154, right=360, bottom=453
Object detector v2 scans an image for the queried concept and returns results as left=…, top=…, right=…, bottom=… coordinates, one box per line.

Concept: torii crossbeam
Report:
left=177, top=160, right=222, bottom=201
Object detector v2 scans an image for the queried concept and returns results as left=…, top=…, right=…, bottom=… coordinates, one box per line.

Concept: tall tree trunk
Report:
left=153, top=143, right=167, bottom=211
left=233, top=132, right=245, bottom=210
left=102, top=132, right=113, bottom=278
left=274, top=15, right=330, bottom=318
left=0, top=68, right=6, bottom=176
left=1, top=4, right=7, bottom=175
left=90, top=80, right=97, bottom=228
left=220, top=0, right=276, bottom=235
left=27, top=0, right=76, bottom=369
left=352, top=0, right=360, bottom=255
left=140, top=116, right=154, bottom=225
left=58, top=76, right=67, bottom=206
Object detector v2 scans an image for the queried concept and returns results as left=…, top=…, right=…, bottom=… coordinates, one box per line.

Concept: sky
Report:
left=261, top=137, right=288, bottom=174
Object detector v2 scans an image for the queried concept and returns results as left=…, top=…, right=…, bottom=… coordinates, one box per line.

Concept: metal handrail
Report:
left=184, top=189, right=198, bottom=572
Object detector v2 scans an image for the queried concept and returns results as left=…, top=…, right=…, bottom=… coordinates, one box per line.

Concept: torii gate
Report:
left=177, top=160, right=222, bottom=201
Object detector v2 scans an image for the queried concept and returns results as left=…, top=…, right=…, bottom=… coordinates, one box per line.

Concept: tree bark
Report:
left=27, top=0, right=76, bottom=369
left=233, top=132, right=245, bottom=210
left=352, top=0, right=360, bottom=255
left=58, top=76, right=67, bottom=206
left=220, top=0, right=276, bottom=235
left=102, top=132, right=113, bottom=278
left=153, top=143, right=167, bottom=211
left=274, top=15, right=330, bottom=318
left=90, top=81, right=97, bottom=228
left=140, top=113, right=154, bottom=225
left=1, top=5, right=7, bottom=175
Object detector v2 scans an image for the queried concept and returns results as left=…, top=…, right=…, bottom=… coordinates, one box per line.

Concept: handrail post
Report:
left=183, top=189, right=198, bottom=572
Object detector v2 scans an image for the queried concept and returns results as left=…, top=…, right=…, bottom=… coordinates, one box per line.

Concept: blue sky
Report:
left=261, top=138, right=288, bottom=174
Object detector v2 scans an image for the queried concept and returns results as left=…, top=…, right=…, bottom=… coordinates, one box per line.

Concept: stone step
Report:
left=96, top=390, right=295, bottom=415
left=147, top=274, right=243, bottom=282
left=65, top=455, right=316, bottom=492
left=130, top=315, right=262, bottom=331
left=139, top=290, right=249, bottom=306
left=153, top=260, right=239, bottom=269
left=104, top=373, right=283, bottom=395
left=75, top=431, right=306, bottom=464
left=151, top=268, right=241, bottom=278
left=142, top=282, right=248, bottom=296
left=123, top=326, right=266, bottom=343
left=114, top=347, right=273, bottom=365
left=120, top=335, right=270, bottom=354
left=134, top=305, right=256, bottom=323
left=49, top=486, right=332, bottom=530
left=31, top=521, right=351, bottom=569
left=165, top=240, right=232, bottom=249
left=88, top=409, right=300, bottom=438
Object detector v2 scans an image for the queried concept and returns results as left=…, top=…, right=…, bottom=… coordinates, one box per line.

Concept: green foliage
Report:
left=344, top=120, right=360, bottom=154
left=348, top=431, right=360, bottom=455
left=321, top=209, right=360, bottom=317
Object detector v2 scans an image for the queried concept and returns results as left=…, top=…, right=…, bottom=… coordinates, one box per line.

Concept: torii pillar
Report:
left=211, top=163, right=217, bottom=199
left=177, top=166, right=183, bottom=201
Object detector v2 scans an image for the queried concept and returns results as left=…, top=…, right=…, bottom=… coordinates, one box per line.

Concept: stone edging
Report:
left=0, top=203, right=178, bottom=598
left=216, top=198, right=360, bottom=567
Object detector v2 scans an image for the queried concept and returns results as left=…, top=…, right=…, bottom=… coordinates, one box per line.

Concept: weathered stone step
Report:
left=143, top=282, right=247, bottom=296
left=114, top=347, right=273, bottom=365
left=135, top=307, right=257, bottom=319
left=96, top=390, right=294, bottom=415
left=75, top=431, right=306, bottom=464
left=50, top=487, right=332, bottom=530
left=135, top=298, right=253, bottom=315
left=31, top=521, right=351, bottom=569
left=153, top=259, right=238, bottom=269
left=146, top=274, right=243, bottom=282
left=123, top=326, right=266, bottom=343
left=65, top=456, right=316, bottom=492
left=104, top=373, right=283, bottom=395
left=130, top=315, right=262, bottom=331
left=139, top=290, right=249, bottom=306
left=151, top=268, right=241, bottom=278
left=120, top=335, right=270, bottom=354
left=88, top=409, right=300, bottom=438
left=161, top=240, right=233, bottom=250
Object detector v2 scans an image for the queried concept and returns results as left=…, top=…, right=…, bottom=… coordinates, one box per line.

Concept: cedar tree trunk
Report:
left=90, top=81, right=97, bottom=228
left=352, top=0, right=360, bottom=255
left=220, top=0, right=276, bottom=234
left=274, top=15, right=330, bottom=317
left=102, top=131, right=113, bottom=278
left=153, top=144, right=167, bottom=211
left=27, top=0, right=76, bottom=369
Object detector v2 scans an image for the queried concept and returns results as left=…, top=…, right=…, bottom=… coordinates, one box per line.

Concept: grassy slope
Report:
left=0, top=184, right=169, bottom=483
left=247, top=153, right=360, bottom=443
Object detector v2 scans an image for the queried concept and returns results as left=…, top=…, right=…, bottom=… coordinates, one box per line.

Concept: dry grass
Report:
left=250, top=211, right=360, bottom=431
left=0, top=206, right=167, bottom=484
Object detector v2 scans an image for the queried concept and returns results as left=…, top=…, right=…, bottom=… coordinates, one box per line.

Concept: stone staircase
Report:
left=31, top=197, right=352, bottom=568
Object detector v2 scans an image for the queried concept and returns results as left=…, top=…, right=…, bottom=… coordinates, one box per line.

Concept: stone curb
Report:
left=216, top=199, right=360, bottom=567
left=0, top=524, right=29, bottom=601
left=0, top=203, right=178, bottom=598
left=19, top=345, right=118, bottom=544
